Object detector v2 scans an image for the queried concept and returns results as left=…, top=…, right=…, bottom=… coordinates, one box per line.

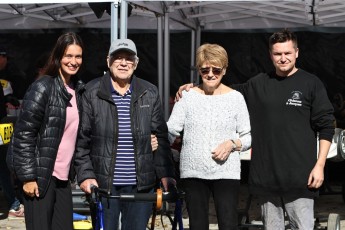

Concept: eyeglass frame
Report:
left=111, top=54, right=138, bottom=65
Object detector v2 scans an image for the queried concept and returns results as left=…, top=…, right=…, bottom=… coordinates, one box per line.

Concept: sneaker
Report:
left=8, top=204, right=25, bottom=219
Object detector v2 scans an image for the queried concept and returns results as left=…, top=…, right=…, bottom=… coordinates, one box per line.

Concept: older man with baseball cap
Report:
left=74, top=38, right=176, bottom=230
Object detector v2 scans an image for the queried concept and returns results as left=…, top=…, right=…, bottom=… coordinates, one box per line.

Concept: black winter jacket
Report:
left=75, top=72, right=175, bottom=192
left=9, top=75, right=84, bottom=197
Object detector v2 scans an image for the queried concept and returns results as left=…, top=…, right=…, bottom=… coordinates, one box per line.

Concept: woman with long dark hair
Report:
left=9, top=32, right=85, bottom=230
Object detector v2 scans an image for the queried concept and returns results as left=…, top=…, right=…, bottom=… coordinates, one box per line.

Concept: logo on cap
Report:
left=118, top=43, right=129, bottom=47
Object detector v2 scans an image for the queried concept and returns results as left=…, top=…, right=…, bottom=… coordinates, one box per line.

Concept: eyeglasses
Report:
left=199, top=67, right=223, bottom=75
left=113, top=56, right=135, bottom=64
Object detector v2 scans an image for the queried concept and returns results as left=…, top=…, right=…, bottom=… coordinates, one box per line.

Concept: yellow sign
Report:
left=73, top=220, right=93, bottom=230
left=0, top=123, right=13, bottom=145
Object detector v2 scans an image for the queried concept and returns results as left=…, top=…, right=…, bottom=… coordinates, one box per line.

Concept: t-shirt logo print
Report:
left=286, top=91, right=302, bottom=107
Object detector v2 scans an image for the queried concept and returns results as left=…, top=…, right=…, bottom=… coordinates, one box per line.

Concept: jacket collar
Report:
left=97, top=71, right=147, bottom=102
left=55, top=75, right=72, bottom=102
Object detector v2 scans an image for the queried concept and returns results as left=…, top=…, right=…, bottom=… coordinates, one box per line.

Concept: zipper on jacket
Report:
left=108, top=100, right=119, bottom=194
left=42, top=76, right=69, bottom=197
left=131, top=90, right=147, bottom=189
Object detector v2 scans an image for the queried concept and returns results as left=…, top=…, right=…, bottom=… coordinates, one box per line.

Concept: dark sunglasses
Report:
left=200, top=67, right=223, bottom=75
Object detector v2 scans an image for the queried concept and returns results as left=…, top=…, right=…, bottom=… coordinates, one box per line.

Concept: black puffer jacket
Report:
left=9, top=75, right=84, bottom=197
left=75, top=73, right=175, bottom=192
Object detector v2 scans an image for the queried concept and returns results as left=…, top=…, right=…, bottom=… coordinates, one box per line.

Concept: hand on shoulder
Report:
left=175, top=83, right=194, bottom=102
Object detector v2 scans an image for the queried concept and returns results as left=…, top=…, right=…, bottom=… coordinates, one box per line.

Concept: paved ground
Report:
left=1, top=183, right=344, bottom=229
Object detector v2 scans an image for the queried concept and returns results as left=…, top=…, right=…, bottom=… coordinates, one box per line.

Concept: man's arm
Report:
left=151, top=88, right=176, bottom=182
left=74, top=90, right=97, bottom=191
left=308, top=77, right=335, bottom=189
left=308, top=139, right=331, bottom=189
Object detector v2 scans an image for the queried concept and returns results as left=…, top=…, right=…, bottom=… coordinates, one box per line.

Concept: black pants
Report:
left=23, top=177, right=73, bottom=230
left=182, top=178, right=240, bottom=230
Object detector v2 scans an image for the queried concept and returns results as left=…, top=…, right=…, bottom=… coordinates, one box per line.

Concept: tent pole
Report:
left=190, top=29, right=196, bottom=84
left=164, top=12, right=170, bottom=121
left=195, top=25, right=201, bottom=85
left=110, top=1, right=119, bottom=42
left=157, top=16, right=164, bottom=104
left=120, top=0, right=128, bottom=39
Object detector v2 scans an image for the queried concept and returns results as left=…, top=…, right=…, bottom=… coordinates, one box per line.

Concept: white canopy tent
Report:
left=2, top=1, right=345, bottom=30
left=1, top=0, right=345, bottom=118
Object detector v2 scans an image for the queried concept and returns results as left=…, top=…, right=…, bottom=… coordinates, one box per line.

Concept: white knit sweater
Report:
left=167, top=89, right=251, bottom=180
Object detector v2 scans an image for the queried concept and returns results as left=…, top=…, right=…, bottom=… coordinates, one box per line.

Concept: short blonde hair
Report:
left=196, top=43, right=228, bottom=69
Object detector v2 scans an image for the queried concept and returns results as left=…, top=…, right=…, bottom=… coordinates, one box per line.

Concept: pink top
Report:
left=53, top=84, right=79, bottom=180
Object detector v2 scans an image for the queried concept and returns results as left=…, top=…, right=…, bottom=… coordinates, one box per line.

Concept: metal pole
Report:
left=157, top=16, right=164, bottom=104
left=195, top=25, right=202, bottom=85
left=164, top=12, right=170, bottom=120
left=120, top=0, right=127, bottom=39
left=110, top=1, right=119, bottom=42
left=190, top=29, right=196, bottom=84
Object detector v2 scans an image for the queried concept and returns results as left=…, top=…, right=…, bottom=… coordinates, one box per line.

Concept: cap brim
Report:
left=110, top=48, right=136, bottom=56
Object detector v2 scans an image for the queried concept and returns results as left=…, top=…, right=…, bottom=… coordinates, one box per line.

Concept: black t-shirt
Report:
left=234, top=69, right=335, bottom=197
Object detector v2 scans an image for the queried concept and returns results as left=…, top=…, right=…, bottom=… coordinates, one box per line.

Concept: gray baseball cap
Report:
left=108, top=38, right=137, bottom=56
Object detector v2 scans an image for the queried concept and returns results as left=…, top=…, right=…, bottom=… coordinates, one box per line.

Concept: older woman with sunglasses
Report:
left=167, top=43, right=251, bottom=230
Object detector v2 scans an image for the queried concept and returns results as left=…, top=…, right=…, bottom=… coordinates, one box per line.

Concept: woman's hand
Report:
left=212, top=140, right=233, bottom=162
left=23, top=181, right=40, bottom=197
left=151, top=134, right=158, bottom=152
